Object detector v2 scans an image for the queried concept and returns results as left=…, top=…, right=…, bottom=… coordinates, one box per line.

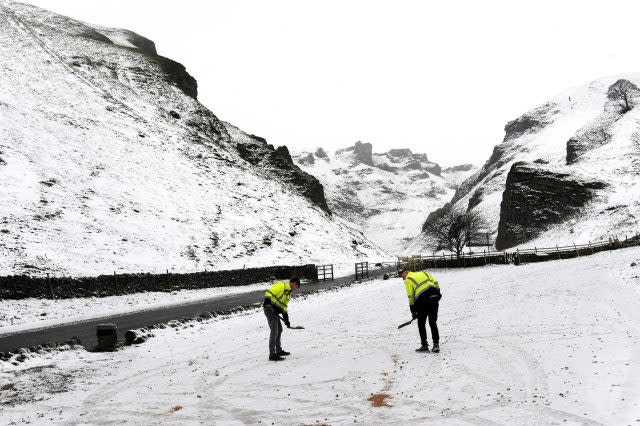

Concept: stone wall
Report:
left=0, top=264, right=318, bottom=300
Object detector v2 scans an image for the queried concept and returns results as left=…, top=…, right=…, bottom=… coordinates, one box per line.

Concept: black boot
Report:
left=269, top=354, right=285, bottom=361
left=276, top=350, right=290, bottom=356
left=431, top=343, right=440, bottom=353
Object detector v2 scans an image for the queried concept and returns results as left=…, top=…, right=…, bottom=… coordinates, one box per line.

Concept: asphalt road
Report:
left=0, top=267, right=396, bottom=353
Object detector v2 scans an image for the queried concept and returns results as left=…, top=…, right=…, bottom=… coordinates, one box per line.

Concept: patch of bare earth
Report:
left=368, top=392, right=392, bottom=407
left=367, top=354, right=398, bottom=407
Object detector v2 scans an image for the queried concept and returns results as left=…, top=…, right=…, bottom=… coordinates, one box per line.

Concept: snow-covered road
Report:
left=2, top=248, right=640, bottom=425
left=0, top=281, right=273, bottom=334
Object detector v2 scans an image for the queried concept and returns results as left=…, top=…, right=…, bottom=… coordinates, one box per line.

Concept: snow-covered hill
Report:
left=293, top=142, right=476, bottom=253
left=0, top=1, right=387, bottom=276
left=409, top=75, right=640, bottom=253
left=3, top=246, right=640, bottom=423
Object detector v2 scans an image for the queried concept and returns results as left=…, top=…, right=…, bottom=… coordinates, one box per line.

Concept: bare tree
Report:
left=608, top=79, right=640, bottom=113
left=422, top=208, right=488, bottom=261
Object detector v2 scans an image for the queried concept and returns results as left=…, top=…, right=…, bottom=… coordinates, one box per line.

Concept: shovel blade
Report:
left=397, top=319, right=413, bottom=329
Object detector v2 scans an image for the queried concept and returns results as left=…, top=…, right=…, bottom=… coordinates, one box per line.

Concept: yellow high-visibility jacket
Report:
left=264, top=281, right=293, bottom=312
left=404, top=271, right=440, bottom=306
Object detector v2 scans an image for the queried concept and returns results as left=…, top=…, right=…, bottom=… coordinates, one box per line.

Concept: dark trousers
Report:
left=415, top=297, right=439, bottom=347
left=264, top=306, right=283, bottom=355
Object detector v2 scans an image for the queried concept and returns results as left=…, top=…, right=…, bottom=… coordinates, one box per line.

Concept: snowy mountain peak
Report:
left=293, top=143, right=477, bottom=253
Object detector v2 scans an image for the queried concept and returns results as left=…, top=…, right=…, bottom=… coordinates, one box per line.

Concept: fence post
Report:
left=114, top=271, right=119, bottom=294
left=589, top=241, right=594, bottom=254
left=574, top=243, right=579, bottom=257
left=556, top=245, right=561, bottom=259
left=47, top=273, right=55, bottom=299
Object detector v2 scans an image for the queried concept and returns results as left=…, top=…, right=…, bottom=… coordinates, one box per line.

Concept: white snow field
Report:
left=2, top=247, right=640, bottom=425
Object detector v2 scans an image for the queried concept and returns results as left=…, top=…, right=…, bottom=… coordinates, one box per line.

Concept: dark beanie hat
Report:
left=290, top=277, right=301, bottom=285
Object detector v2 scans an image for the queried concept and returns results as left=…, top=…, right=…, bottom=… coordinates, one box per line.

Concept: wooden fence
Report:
left=355, top=262, right=369, bottom=280
left=316, top=264, right=334, bottom=281
left=399, top=234, right=640, bottom=271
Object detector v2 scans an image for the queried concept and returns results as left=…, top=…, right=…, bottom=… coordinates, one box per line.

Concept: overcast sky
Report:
left=22, top=0, right=640, bottom=166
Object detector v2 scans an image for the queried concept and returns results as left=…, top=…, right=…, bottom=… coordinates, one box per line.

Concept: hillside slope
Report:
left=294, top=142, right=476, bottom=253
left=408, top=75, right=640, bottom=253
left=0, top=1, right=386, bottom=276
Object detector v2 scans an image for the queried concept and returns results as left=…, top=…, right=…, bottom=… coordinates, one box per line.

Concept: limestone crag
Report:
left=294, top=142, right=476, bottom=252
left=225, top=125, right=330, bottom=212
left=503, top=102, right=560, bottom=142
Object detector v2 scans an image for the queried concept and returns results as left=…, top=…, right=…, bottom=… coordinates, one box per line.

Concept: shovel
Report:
left=397, top=318, right=415, bottom=329
left=277, top=314, right=305, bottom=329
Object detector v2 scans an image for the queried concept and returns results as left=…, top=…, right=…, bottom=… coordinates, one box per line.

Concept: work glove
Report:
left=283, top=312, right=291, bottom=328
left=412, top=311, right=417, bottom=319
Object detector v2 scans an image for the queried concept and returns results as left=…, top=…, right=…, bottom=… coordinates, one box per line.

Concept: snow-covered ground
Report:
left=3, top=247, right=640, bottom=424
left=0, top=281, right=274, bottom=335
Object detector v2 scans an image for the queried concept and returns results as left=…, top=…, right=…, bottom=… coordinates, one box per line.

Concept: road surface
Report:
left=0, top=267, right=395, bottom=353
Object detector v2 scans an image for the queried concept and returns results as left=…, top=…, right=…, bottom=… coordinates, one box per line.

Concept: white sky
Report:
left=21, top=0, right=640, bottom=166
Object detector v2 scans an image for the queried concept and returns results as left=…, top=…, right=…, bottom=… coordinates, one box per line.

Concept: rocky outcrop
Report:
left=565, top=80, right=636, bottom=165
left=495, top=162, right=607, bottom=250
left=354, top=141, right=374, bottom=166
left=297, top=152, right=315, bottom=165
left=315, top=147, right=328, bottom=159
left=566, top=122, right=613, bottom=164
left=228, top=126, right=330, bottom=213
left=336, top=141, right=373, bottom=166
left=503, top=102, right=559, bottom=142
left=93, top=27, right=158, bottom=54
left=443, top=164, right=474, bottom=173
left=151, top=55, right=198, bottom=99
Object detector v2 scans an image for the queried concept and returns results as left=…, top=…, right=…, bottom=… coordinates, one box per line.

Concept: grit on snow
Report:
left=2, top=248, right=640, bottom=425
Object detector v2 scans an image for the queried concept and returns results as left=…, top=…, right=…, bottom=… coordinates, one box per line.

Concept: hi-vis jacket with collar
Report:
left=404, top=271, right=441, bottom=306
left=264, top=281, right=293, bottom=312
